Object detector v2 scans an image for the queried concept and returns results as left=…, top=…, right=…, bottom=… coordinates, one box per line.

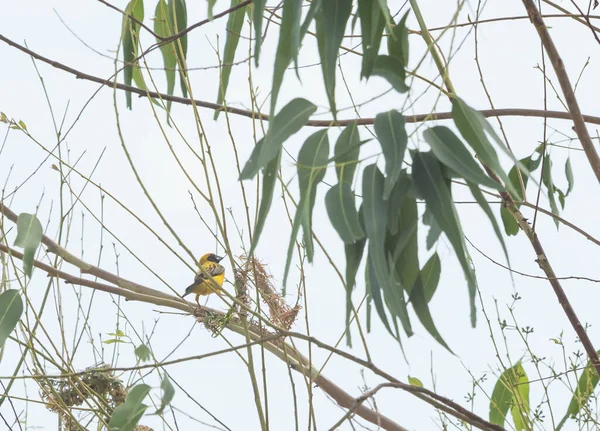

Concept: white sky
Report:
left=1, top=0, right=600, bottom=430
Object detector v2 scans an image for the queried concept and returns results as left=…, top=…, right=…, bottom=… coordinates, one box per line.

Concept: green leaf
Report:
left=500, top=206, right=519, bottom=236
left=248, top=152, right=281, bottom=255
left=270, top=0, right=302, bottom=116
left=155, top=374, right=175, bottom=415
left=542, top=154, right=560, bottom=228
left=370, top=55, right=409, bottom=93
left=374, top=110, right=408, bottom=199
left=168, top=0, right=188, bottom=97
left=326, top=182, right=364, bottom=244
left=154, top=0, right=176, bottom=118
left=408, top=375, right=423, bottom=387
left=365, top=252, right=394, bottom=337
left=409, top=269, right=451, bottom=351
left=283, top=130, right=329, bottom=286
left=385, top=169, right=410, bottom=235
left=424, top=126, right=500, bottom=190
left=389, top=193, right=419, bottom=293
left=108, top=383, right=151, bottom=431
left=334, top=121, right=361, bottom=184
left=297, top=130, right=329, bottom=261
left=467, top=182, right=512, bottom=275
left=423, top=208, right=442, bottom=249
left=565, top=157, right=574, bottom=196
left=363, top=164, right=411, bottom=337
left=315, top=0, right=352, bottom=117
left=556, top=354, right=600, bottom=430
left=103, top=339, right=126, bottom=345
left=240, top=98, right=317, bottom=180
left=358, top=0, right=387, bottom=78
left=215, top=0, right=247, bottom=119
left=452, top=98, right=517, bottom=197
left=412, top=151, right=478, bottom=326
left=121, top=0, right=144, bottom=108
left=253, top=0, right=267, bottom=66
left=489, top=363, right=530, bottom=429
left=14, top=213, right=43, bottom=278
left=421, top=253, right=441, bottom=303
left=0, top=290, right=23, bottom=349
left=134, top=344, right=151, bottom=362
left=388, top=11, right=410, bottom=67
left=344, top=242, right=366, bottom=343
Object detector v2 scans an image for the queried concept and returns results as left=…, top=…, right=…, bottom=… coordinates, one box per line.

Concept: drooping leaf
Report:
left=253, top=0, right=267, bottom=66
left=363, top=164, right=411, bottom=337
left=452, top=98, right=517, bottom=197
left=423, top=126, right=500, bottom=190
left=421, top=253, right=441, bottom=303
left=248, top=152, right=282, bottom=255
left=121, top=0, right=145, bottom=108
left=134, top=344, right=151, bottom=362
left=155, top=374, right=175, bottom=415
left=386, top=169, right=410, bottom=235
left=326, top=182, right=364, bottom=244
left=374, top=110, right=408, bottom=199
left=283, top=130, right=329, bottom=286
left=297, top=130, right=329, bottom=260
left=240, top=98, right=317, bottom=179
left=388, top=11, right=410, bottom=67
left=0, top=290, right=23, bottom=349
left=154, top=0, right=176, bottom=118
left=556, top=354, right=600, bottom=430
left=467, top=182, right=512, bottom=276
left=365, top=252, right=394, bottom=337
left=14, top=213, right=43, bottom=278
left=565, top=157, right=574, bottom=196
left=499, top=149, right=542, bottom=235
left=412, top=151, right=478, bottom=326
left=362, top=165, right=391, bottom=300
left=334, top=121, right=361, bottom=184
left=423, top=208, right=442, bottom=249
left=169, top=0, right=188, bottom=97
left=344, top=207, right=366, bottom=347
left=409, top=272, right=451, bottom=352
left=214, top=0, right=247, bottom=119
left=358, top=0, right=387, bottom=78
left=270, top=0, right=302, bottom=116
left=389, top=193, right=419, bottom=293
left=542, top=154, right=560, bottom=228
left=489, top=363, right=530, bottom=430
left=315, top=0, right=352, bottom=117
left=108, top=383, right=151, bottom=431
left=370, top=55, right=409, bottom=93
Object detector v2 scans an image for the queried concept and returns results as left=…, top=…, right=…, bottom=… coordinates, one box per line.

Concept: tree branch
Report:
left=2, top=34, right=600, bottom=129
left=522, top=0, right=600, bottom=184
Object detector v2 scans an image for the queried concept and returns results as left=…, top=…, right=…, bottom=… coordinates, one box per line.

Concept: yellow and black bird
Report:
left=182, top=253, right=225, bottom=305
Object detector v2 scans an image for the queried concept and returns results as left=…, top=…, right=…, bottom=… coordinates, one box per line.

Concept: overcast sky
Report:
left=1, top=1, right=600, bottom=430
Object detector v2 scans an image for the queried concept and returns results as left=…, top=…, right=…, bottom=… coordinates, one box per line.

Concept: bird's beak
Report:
left=215, top=255, right=224, bottom=262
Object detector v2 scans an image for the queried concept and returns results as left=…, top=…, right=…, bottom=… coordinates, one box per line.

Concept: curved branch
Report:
left=2, top=34, right=600, bottom=129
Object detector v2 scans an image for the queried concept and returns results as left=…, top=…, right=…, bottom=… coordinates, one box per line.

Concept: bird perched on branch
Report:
left=182, top=253, right=225, bottom=305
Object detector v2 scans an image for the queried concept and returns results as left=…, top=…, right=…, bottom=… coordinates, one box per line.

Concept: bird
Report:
left=182, top=253, right=225, bottom=305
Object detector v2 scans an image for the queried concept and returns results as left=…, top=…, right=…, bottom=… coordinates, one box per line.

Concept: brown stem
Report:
left=2, top=34, right=600, bottom=128
left=482, top=167, right=600, bottom=377
left=0, top=203, right=409, bottom=431
left=522, top=0, right=600, bottom=184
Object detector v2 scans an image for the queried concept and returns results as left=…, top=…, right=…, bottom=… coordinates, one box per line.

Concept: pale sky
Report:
left=1, top=1, right=600, bottom=430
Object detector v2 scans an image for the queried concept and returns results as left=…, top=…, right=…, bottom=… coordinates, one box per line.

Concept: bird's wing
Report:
left=193, top=264, right=224, bottom=284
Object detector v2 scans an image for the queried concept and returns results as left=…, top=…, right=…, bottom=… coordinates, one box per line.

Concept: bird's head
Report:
left=199, top=253, right=224, bottom=265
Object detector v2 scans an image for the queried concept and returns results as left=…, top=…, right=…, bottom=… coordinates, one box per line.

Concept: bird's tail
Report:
left=182, top=283, right=195, bottom=298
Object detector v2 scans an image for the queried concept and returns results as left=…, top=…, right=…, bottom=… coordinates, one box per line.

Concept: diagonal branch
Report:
left=522, top=0, right=600, bottom=184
